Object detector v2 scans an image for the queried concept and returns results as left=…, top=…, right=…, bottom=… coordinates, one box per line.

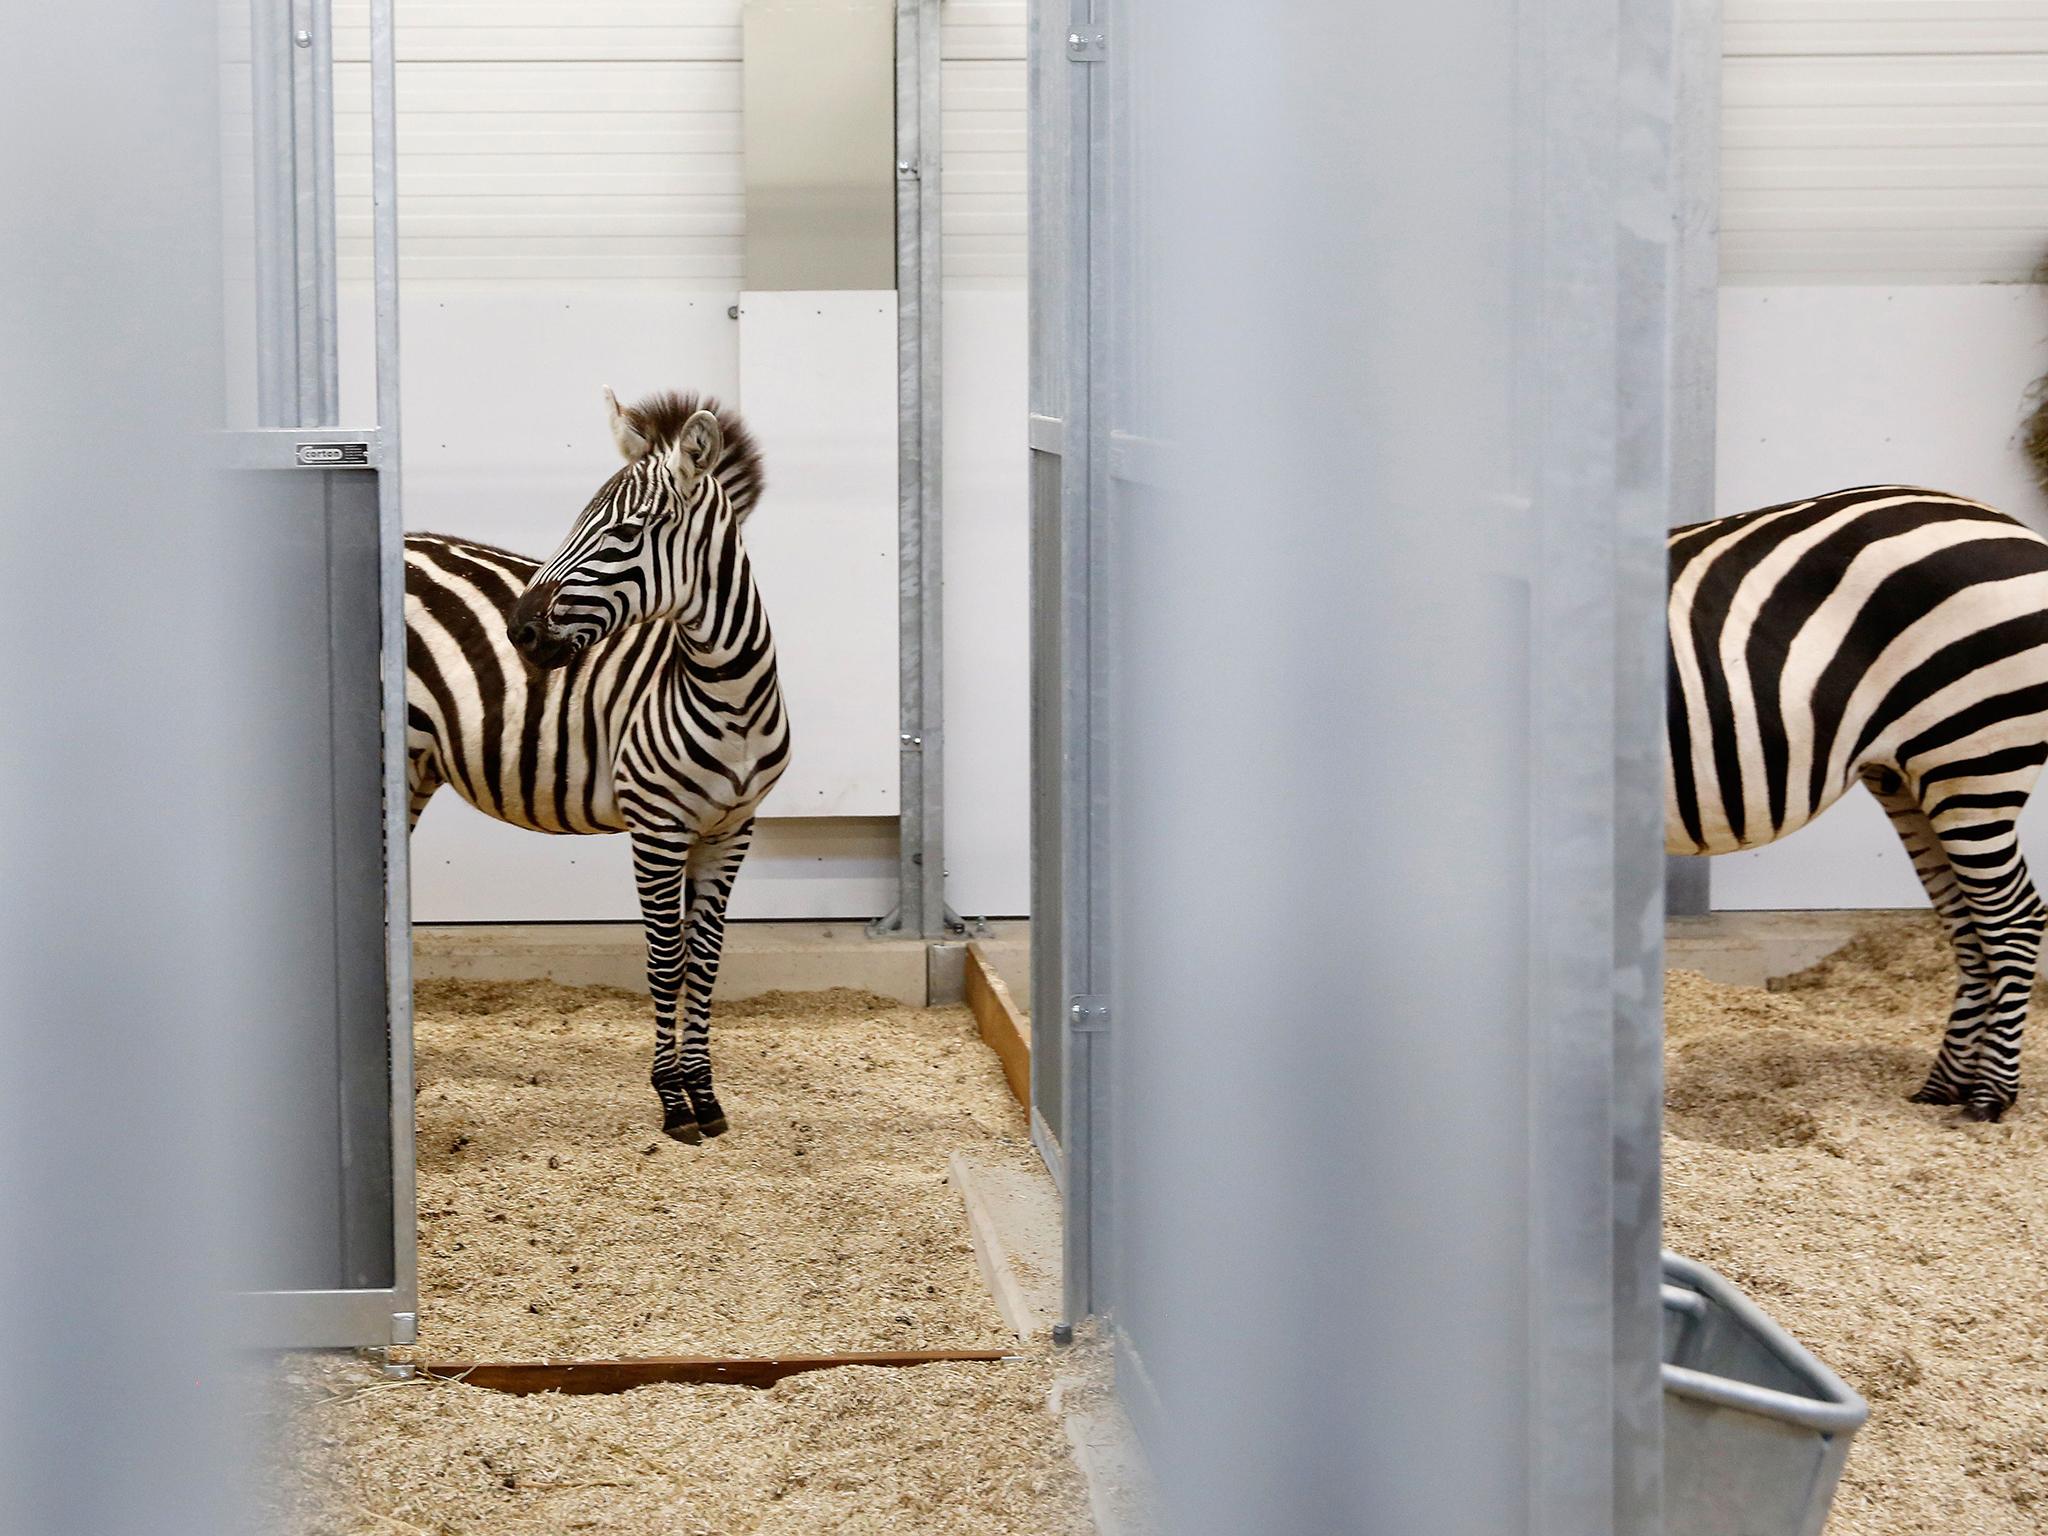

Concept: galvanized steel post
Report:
left=875, top=0, right=955, bottom=941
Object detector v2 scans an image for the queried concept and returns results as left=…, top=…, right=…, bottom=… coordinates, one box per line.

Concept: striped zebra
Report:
left=405, top=388, right=789, bottom=1143
left=1669, top=485, right=2048, bottom=1122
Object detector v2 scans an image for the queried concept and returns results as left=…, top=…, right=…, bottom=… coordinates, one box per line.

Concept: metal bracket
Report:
left=220, top=426, right=384, bottom=471
left=1066, top=29, right=1106, bottom=62
left=1069, top=997, right=1111, bottom=1033
left=868, top=904, right=969, bottom=940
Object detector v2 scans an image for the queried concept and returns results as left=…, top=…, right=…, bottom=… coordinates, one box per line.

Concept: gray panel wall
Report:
left=234, top=469, right=393, bottom=1294
left=1033, top=2, right=1675, bottom=1530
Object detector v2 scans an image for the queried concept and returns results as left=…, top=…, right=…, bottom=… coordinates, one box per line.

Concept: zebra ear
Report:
left=604, top=386, right=650, bottom=461
left=664, top=408, right=724, bottom=492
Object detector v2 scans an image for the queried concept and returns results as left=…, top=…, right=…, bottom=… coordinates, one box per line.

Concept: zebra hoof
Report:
left=698, top=1114, right=730, bottom=1139
left=663, top=1116, right=703, bottom=1145
left=1961, top=1097, right=2008, bottom=1124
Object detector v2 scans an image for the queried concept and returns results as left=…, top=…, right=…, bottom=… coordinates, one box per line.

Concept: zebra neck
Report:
left=661, top=553, right=778, bottom=721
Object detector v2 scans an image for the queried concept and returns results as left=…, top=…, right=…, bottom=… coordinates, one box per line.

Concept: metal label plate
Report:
left=296, top=441, right=370, bottom=467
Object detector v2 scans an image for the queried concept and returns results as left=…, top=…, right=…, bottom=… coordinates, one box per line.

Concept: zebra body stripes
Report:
left=1669, top=485, right=2048, bottom=1121
left=405, top=389, right=789, bottom=1142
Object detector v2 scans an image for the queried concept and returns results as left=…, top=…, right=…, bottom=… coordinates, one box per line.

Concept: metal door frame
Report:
left=234, top=0, right=415, bottom=1349
left=1028, top=0, right=1113, bottom=1325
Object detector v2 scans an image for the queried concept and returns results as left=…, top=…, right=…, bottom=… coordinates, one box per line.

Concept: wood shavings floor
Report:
left=270, top=980, right=1089, bottom=1536
left=1666, top=915, right=2048, bottom=1536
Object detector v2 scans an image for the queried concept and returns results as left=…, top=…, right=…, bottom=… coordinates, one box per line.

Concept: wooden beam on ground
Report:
left=964, top=942, right=1031, bottom=1110
left=419, top=1348, right=1015, bottom=1395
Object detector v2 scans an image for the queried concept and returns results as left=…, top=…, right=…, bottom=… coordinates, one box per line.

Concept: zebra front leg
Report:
left=629, top=825, right=702, bottom=1143
left=675, top=824, right=756, bottom=1138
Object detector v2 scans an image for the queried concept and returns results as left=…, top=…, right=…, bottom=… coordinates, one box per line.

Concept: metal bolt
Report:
left=897, top=159, right=916, bottom=176
left=294, top=28, right=312, bottom=47
left=727, top=304, right=739, bottom=320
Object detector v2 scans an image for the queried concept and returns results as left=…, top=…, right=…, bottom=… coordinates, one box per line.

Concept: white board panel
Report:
left=408, top=807, right=896, bottom=922
left=736, top=290, right=901, bottom=817
left=337, top=283, right=741, bottom=552
left=1711, top=283, right=2048, bottom=909
left=942, top=288, right=1031, bottom=915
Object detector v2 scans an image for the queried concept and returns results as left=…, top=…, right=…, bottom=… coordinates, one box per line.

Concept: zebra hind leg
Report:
left=630, top=825, right=701, bottom=1143
left=1928, top=809, right=2045, bottom=1122
left=675, top=825, right=756, bottom=1138
left=1864, top=771, right=1990, bottom=1107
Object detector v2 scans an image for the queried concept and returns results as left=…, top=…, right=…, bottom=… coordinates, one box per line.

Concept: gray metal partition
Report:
left=1030, top=3, right=1675, bottom=1530
left=233, top=0, right=415, bottom=1349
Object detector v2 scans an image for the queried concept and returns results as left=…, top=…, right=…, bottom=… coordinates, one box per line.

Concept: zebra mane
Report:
left=623, top=390, right=766, bottom=521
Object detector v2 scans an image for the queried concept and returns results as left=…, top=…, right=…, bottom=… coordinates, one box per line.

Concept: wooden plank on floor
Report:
left=965, top=942, right=1031, bottom=1110
left=420, top=1349, right=1015, bottom=1395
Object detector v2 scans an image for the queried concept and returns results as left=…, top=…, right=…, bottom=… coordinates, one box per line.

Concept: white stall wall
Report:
left=1710, top=4, right=2048, bottom=911
left=1712, top=285, right=2048, bottom=909
left=332, top=0, right=1034, bottom=922
left=939, top=13, right=1030, bottom=917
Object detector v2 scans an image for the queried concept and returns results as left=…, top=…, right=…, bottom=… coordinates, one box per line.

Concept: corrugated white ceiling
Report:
left=1723, top=1, right=2048, bottom=283
left=324, top=0, right=1027, bottom=287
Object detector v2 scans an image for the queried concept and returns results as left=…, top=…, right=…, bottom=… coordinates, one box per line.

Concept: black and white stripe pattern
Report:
left=1669, top=485, right=2048, bottom=1120
left=405, top=389, right=789, bottom=1142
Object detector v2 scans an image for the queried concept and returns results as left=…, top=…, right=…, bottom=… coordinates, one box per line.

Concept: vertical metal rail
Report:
left=370, top=0, right=416, bottom=1347
left=1053, top=0, right=1111, bottom=1331
left=1025, top=0, right=1071, bottom=1189
left=1665, top=0, right=1721, bottom=920
left=877, top=0, right=956, bottom=939
left=249, top=0, right=296, bottom=425
left=296, top=0, right=339, bottom=425
left=253, top=0, right=340, bottom=425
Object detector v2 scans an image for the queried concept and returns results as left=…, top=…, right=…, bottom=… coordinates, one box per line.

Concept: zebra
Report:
left=404, top=388, right=789, bottom=1144
left=1669, top=485, right=2048, bottom=1122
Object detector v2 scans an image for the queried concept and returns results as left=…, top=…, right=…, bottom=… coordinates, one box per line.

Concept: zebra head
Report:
left=508, top=388, right=737, bottom=671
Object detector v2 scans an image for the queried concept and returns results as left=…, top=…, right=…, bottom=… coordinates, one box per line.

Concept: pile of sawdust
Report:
left=265, top=981, right=1089, bottom=1536
left=404, top=980, right=1040, bottom=1359
left=1665, top=914, right=2048, bottom=1535
left=266, top=1350, right=1091, bottom=1536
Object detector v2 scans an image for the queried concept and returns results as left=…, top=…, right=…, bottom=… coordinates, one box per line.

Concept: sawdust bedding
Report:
left=402, top=979, right=1041, bottom=1360
left=262, top=980, right=1089, bottom=1535
left=264, top=1349, right=1093, bottom=1536
left=1665, top=914, right=2048, bottom=1536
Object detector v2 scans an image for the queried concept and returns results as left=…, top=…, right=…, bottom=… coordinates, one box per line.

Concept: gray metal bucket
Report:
left=1663, top=1252, right=1869, bottom=1536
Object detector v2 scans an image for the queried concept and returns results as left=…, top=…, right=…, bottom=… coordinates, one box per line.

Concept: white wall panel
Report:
left=735, top=290, right=902, bottom=817
left=1723, top=3, right=2048, bottom=282
left=1711, top=283, right=2048, bottom=909
left=942, top=289, right=1031, bottom=915
left=408, top=809, right=896, bottom=923
left=939, top=2, right=1029, bottom=913
left=334, top=2, right=742, bottom=62
left=943, top=58, right=1028, bottom=288
left=942, top=0, right=1026, bottom=61
left=326, top=1, right=745, bottom=280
